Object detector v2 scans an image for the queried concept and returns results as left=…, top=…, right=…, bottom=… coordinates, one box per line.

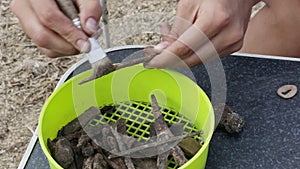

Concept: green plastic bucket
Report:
left=38, top=64, right=214, bottom=169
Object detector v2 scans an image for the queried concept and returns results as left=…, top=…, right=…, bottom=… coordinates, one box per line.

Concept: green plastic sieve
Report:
left=38, top=64, right=214, bottom=169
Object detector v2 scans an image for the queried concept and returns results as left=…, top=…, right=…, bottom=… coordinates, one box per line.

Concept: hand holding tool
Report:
left=55, top=0, right=157, bottom=84
left=55, top=0, right=115, bottom=84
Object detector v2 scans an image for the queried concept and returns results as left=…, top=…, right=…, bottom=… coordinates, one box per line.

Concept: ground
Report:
left=0, top=1, right=263, bottom=168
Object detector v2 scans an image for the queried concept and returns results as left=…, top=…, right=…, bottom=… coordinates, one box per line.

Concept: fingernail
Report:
left=154, top=41, right=170, bottom=51
left=86, top=17, right=99, bottom=33
left=76, top=39, right=90, bottom=53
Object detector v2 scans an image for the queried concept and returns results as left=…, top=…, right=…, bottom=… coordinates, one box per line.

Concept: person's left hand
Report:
left=147, top=0, right=259, bottom=68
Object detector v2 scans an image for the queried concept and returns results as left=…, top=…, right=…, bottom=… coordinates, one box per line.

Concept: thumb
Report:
left=76, top=0, right=102, bottom=35
left=146, top=40, right=192, bottom=68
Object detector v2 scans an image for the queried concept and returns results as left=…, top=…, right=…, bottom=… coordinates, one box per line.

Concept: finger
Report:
left=181, top=25, right=243, bottom=67
left=170, top=16, right=193, bottom=39
left=152, top=22, right=172, bottom=52
left=205, top=21, right=245, bottom=57
left=219, top=40, right=244, bottom=57
left=154, top=41, right=171, bottom=52
left=170, top=0, right=198, bottom=36
left=147, top=1, right=200, bottom=68
left=146, top=42, right=193, bottom=68
left=76, top=0, right=102, bottom=35
left=147, top=0, right=234, bottom=68
left=175, top=0, right=199, bottom=22
left=29, top=0, right=89, bottom=51
left=11, top=0, right=80, bottom=56
left=148, top=9, right=234, bottom=69
left=159, top=22, right=173, bottom=42
left=193, top=2, right=231, bottom=39
left=37, top=47, right=72, bottom=58
left=182, top=40, right=220, bottom=67
left=182, top=26, right=244, bottom=67
left=182, top=41, right=232, bottom=68
left=147, top=25, right=209, bottom=68
left=145, top=49, right=191, bottom=68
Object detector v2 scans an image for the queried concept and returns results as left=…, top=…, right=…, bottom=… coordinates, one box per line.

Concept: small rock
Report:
left=132, top=158, right=158, bottom=169
left=93, top=153, right=108, bottom=169
left=219, top=105, right=245, bottom=133
left=82, top=142, right=95, bottom=157
left=178, top=137, right=201, bottom=158
left=54, top=138, right=75, bottom=168
left=83, top=156, right=94, bottom=169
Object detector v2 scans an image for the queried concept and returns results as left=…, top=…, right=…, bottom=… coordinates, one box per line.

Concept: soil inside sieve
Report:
left=47, top=101, right=204, bottom=169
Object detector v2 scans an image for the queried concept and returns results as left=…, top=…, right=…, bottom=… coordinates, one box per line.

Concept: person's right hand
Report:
left=10, top=0, right=102, bottom=58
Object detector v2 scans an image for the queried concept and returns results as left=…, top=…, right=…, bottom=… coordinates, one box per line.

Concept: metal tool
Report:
left=100, top=0, right=111, bottom=48
left=55, top=0, right=115, bottom=84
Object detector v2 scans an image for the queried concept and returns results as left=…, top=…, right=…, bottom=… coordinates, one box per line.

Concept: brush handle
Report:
left=55, top=0, right=81, bottom=28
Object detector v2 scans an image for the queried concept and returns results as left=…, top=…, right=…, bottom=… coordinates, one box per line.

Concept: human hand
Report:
left=10, top=0, right=102, bottom=57
left=147, top=0, right=260, bottom=68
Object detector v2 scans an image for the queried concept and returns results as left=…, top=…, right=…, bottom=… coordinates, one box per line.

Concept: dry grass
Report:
left=0, top=1, right=83, bottom=167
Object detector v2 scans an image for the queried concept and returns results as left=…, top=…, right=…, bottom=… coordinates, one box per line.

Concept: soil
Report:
left=48, top=98, right=201, bottom=169
left=0, top=0, right=263, bottom=168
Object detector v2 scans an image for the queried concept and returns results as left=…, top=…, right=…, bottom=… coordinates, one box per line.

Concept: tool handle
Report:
left=55, top=0, right=79, bottom=20
left=55, top=0, right=81, bottom=28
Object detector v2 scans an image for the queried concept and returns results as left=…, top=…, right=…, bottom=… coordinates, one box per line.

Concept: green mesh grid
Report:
left=88, top=101, right=203, bottom=169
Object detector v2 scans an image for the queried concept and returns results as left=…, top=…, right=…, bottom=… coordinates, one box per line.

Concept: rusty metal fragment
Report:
left=79, top=46, right=159, bottom=84
left=150, top=94, right=188, bottom=168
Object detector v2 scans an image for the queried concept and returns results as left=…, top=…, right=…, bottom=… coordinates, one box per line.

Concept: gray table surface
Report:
left=23, top=48, right=300, bottom=169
